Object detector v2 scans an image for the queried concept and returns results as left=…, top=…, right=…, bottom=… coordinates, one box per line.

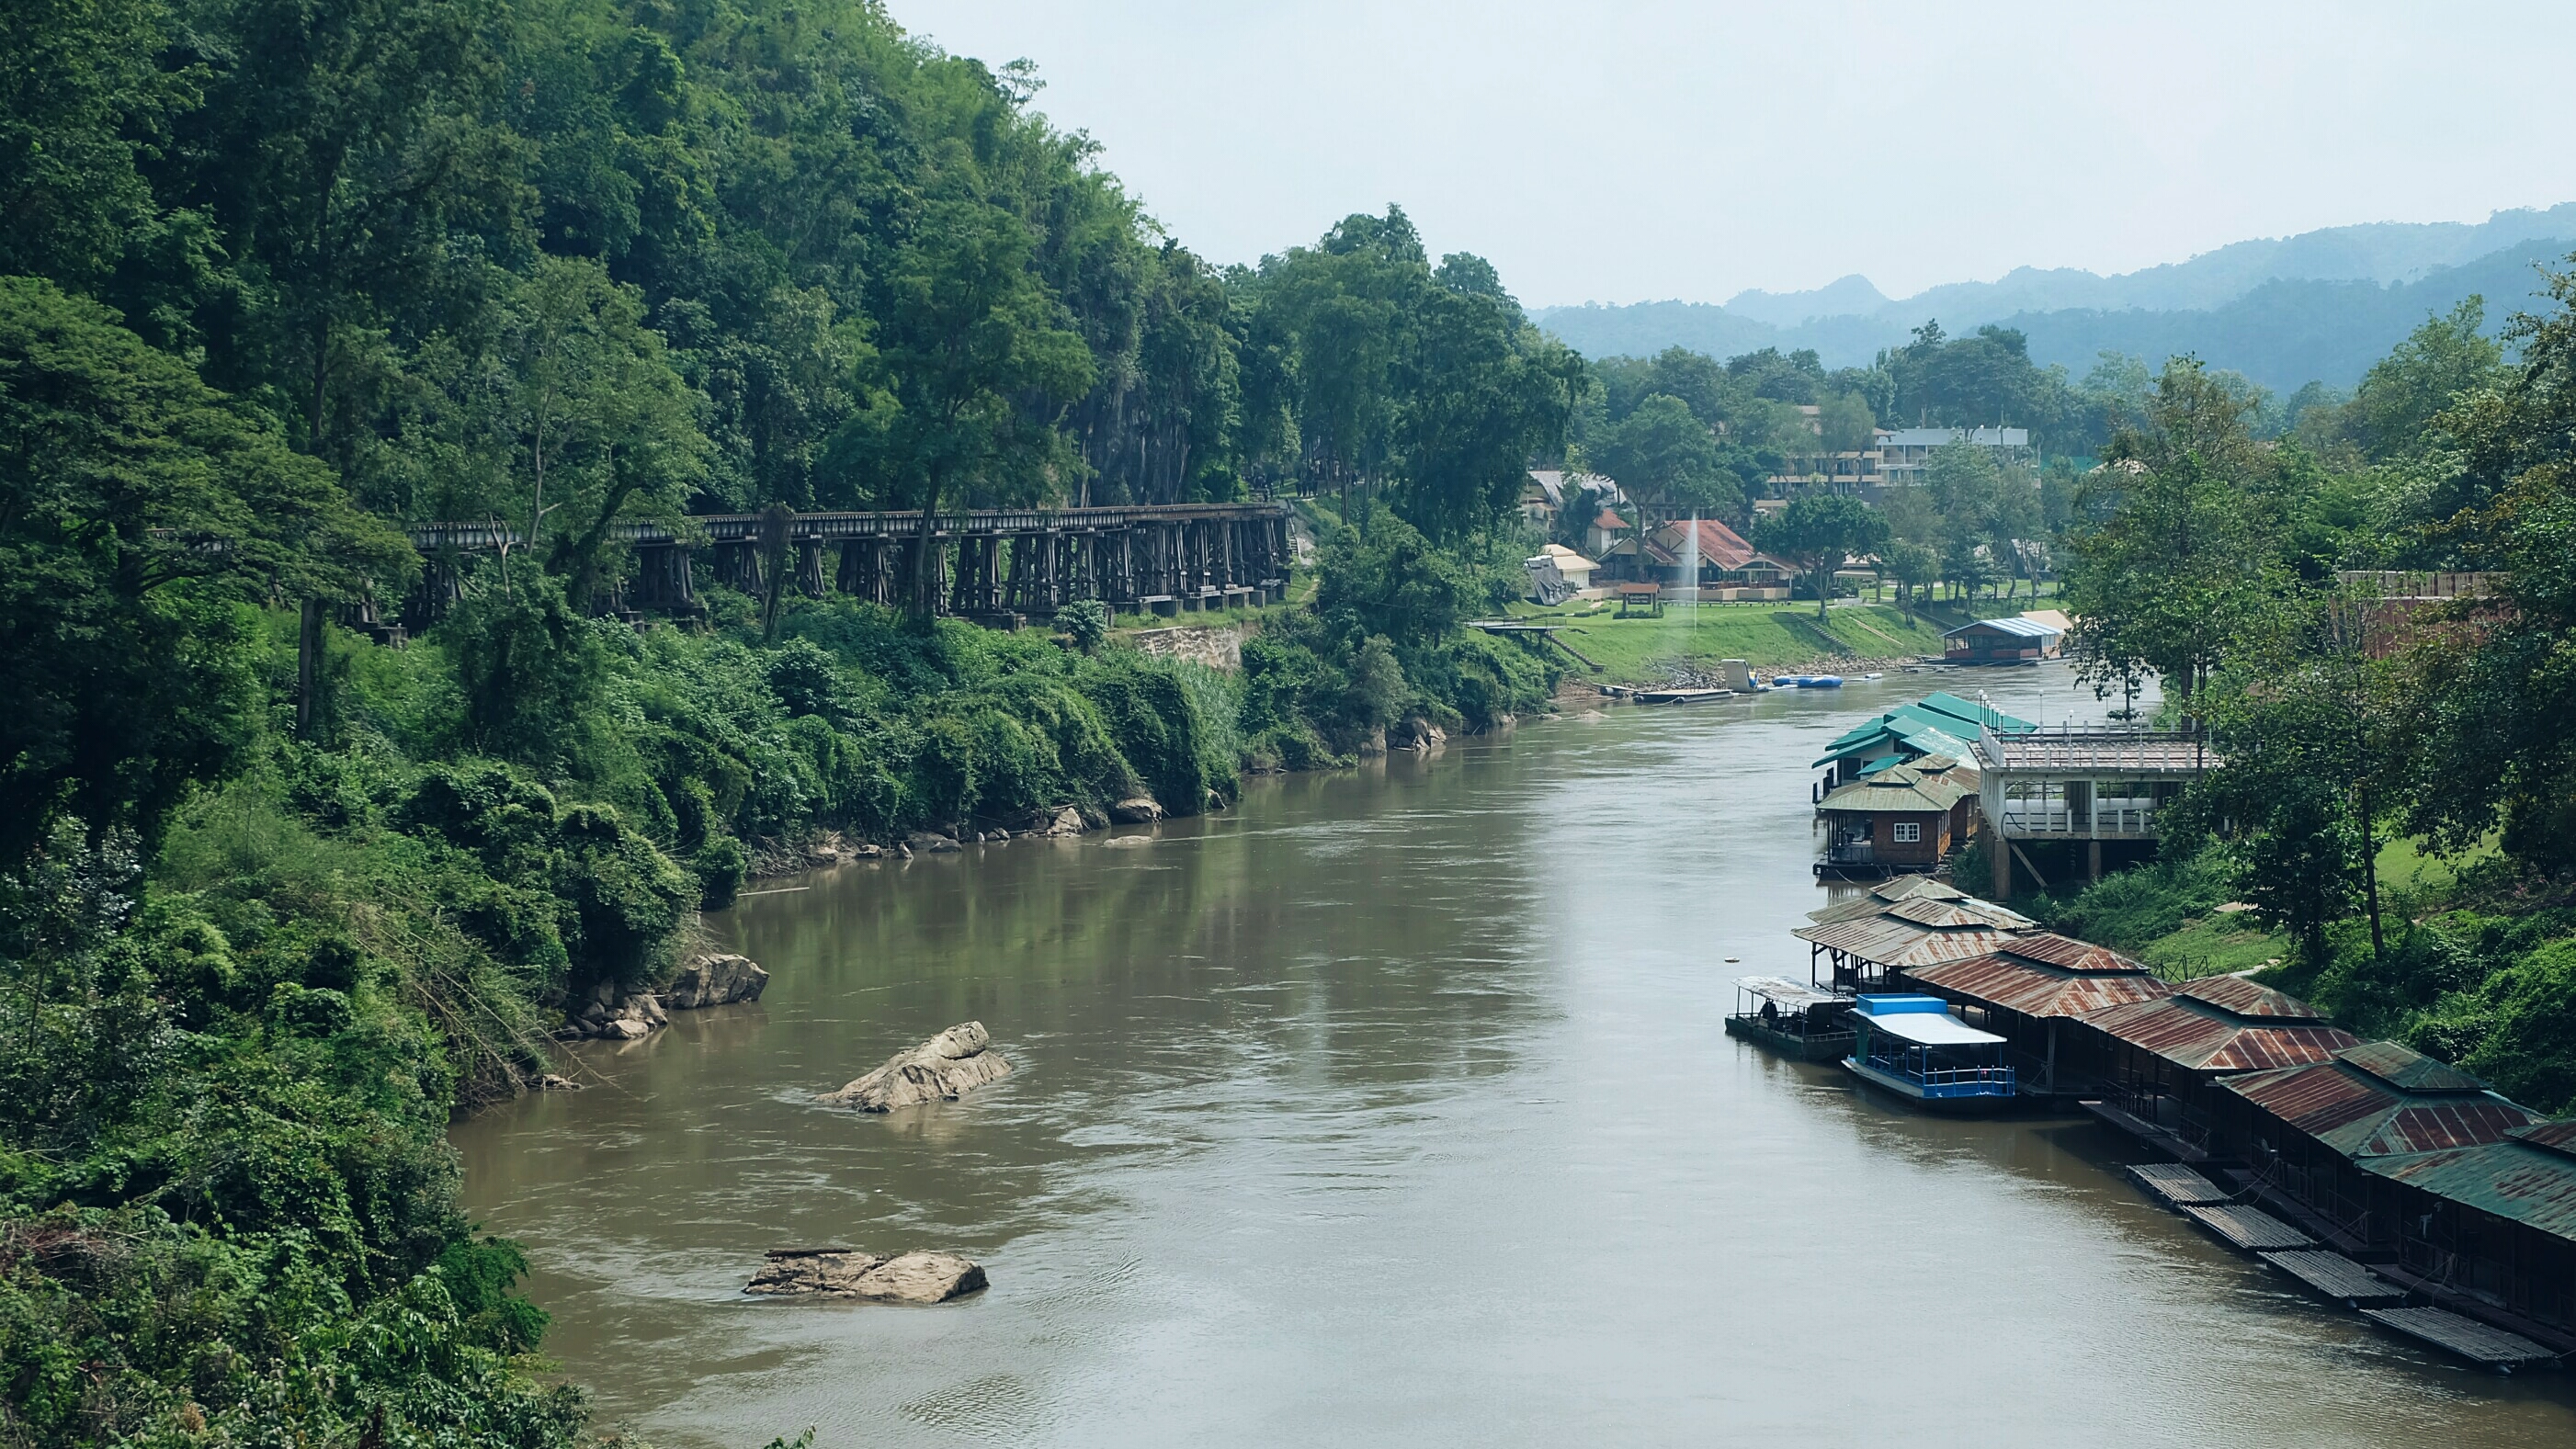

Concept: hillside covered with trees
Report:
left=0, top=0, right=1578, bottom=1443
left=2044, top=285, right=2576, bottom=1114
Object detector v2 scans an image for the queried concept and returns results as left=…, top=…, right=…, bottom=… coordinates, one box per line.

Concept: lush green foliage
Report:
left=0, top=0, right=1593, bottom=1442
left=2055, top=269, right=2576, bottom=1111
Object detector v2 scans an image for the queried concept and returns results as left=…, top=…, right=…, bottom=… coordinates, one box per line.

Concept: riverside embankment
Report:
left=450, top=663, right=2576, bottom=1447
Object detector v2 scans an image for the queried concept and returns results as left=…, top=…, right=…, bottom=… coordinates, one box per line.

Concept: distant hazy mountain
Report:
left=1536, top=205, right=2576, bottom=391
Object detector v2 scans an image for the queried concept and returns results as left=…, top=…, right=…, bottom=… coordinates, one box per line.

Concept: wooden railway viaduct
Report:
left=392, top=502, right=1294, bottom=630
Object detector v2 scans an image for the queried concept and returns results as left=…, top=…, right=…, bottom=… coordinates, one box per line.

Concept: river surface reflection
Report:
left=452, top=662, right=2576, bottom=1446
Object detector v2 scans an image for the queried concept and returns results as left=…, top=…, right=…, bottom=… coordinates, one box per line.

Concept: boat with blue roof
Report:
left=1843, top=994, right=2017, bottom=1112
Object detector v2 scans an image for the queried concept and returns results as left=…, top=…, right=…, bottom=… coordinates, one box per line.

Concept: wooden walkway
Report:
left=2363, top=1307, right=2560, bottom=1373
left=2181, top=1203, right=2313, bottom=1252
left=2127, top=1162, right=2229, bottom=1206
left=2259, top=1251, right=2404, bottom=1307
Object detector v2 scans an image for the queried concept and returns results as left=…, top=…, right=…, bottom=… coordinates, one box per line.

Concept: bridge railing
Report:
left=405, top=503, right=1289, bottom=552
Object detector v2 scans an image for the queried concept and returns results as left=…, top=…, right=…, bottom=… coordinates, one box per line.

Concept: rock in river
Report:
left=817, top=1021, right=1013, bottom=1110
left=744, top=1249, right=988, bottom=1304
left=664, top=953, right=769, bottom=1009
left=1108, top=795, right=1164, bottom=823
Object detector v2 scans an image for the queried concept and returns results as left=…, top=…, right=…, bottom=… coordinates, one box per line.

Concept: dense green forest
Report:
left=2038, top=288, right=2576, bottom=1114
left=0, top=0, right=1571, bottom=1443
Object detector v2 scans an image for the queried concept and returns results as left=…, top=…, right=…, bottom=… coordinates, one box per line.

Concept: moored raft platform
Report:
left=2181, top=1203, right=2313, bottom=1252
left=2362, top=1307, right=2560, bottom=1373
left=2127, top=1162, right=2229, bottom=1207
left=2259, top=1251, right=2405, bottom=1307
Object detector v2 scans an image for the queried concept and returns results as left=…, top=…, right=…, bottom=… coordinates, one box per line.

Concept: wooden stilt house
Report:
left=2070, top=976, right=2360, bottom=1155
left=2209, top=1042, right=2545, bottom=1255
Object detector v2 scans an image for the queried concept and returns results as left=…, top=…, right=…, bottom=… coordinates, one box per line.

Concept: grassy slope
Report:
left=1505, top=600, right=1953, bottom=683
left=2095, top=835, right=2481, bottom=983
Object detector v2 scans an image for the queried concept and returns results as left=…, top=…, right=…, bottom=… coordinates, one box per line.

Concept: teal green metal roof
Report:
left=1812, top=715, right=1979, bottom=768
left=2357, top=1133, right=2576, bottom=1243
left=1917, top=692, right=2037, bottom=734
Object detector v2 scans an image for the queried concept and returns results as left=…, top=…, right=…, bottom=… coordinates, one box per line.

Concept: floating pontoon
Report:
left=1842, top=994, right=2016, bottom=1111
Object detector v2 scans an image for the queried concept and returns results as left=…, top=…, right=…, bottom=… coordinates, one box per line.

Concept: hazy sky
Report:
left=884, top=1, right=2576, bottom=308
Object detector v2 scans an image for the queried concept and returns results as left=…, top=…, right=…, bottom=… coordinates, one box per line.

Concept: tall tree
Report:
left=841, top=197, right=1094, bottom=614
left=1593, top=394, right=1732, bottom=522
left=1755, top=491, right=1889, bottom=620
left=0, top=278, right=407, bottom=860
left=2063, top=359, right=2284, bottom=708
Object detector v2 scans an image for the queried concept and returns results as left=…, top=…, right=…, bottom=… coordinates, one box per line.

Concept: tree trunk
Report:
left=2358, top=781, right=2387, bottom=967
left=296, top=597, right=325, bottom=741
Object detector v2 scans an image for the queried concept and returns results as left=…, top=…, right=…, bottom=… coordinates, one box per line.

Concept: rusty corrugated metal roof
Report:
left=1806, top=876, right=1961, bottom=925
left=2220, top=1057, right=2543, bottom=1158
left=1883, top=896, right=2020, bottom=930
left=2335, top=1040, right=2490, bottom=1094
left=2360, top=1139, right=2576, bottom=1244
left=2512, top=1123, right=2576, bottom=1155
left=1999, top=932, right=2149, bottom=974
left=1793, top=915, right=2020, bottom=968
left=2079, top=995, right=2360, bottom=1073
left=2176, top=975, right=2328, bottom=1021
left=1906, top=953, right=2171, bottom=1019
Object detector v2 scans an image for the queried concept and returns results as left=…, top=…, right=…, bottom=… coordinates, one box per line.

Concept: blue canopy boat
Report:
left=1843, top=995, right=2016, bottom=1112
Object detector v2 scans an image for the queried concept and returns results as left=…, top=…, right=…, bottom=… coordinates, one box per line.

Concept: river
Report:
left=451, top=662, right=2576, bottom=1446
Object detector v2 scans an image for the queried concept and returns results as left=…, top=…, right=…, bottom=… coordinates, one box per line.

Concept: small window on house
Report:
left=1893, top=821, right=1922, bottom=843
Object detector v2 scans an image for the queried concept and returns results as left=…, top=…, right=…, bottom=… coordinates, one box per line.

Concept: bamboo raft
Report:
left=2126, top=1162, right=2230, bottom=1207
left=2362, top=1307, right=2559, bottom=1373
left=2259, top=1251, right=2405, bottom=1307
left=2180, top=1203, right=2314, bottom=1252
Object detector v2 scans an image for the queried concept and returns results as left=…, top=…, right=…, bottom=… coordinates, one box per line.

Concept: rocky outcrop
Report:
left=744, top=1249, right=987, bottom=1304
left=1031, top=805, right=1089, bottom=837
left=907, top=831, right=962, bottom=854
left=817, top=1022, right=1013, bottom=1110
left=562, top=952, right=769, bottom=1039
left=564, top=982, right=668, bottom=1040
left=1389, top=717, right=1447, bottom=752
left=664, top=953, right=769, bottom=1009
left=1109, top=796, right=1163, bottom=824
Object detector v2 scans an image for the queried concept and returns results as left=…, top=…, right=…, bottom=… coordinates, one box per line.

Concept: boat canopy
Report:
left=1736, top=977, right=1846, bottom=1013
left=1853, top=994, right=2005, bottom=1047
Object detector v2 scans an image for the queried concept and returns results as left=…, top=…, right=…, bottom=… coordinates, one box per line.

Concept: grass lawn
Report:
left=1504, top=599, right=1952, bottom=683
left=2137, top=911, right=2290, bottom=979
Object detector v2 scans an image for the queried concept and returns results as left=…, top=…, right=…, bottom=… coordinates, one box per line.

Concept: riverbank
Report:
left=1505, top=599, right=1953, bottom=685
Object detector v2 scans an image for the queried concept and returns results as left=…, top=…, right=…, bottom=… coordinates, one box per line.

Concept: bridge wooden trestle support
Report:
left=397, top=503, right=1292, bottom=630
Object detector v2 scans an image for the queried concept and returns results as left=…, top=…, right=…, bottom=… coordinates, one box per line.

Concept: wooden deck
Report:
left=2258, top=1251, right=2405, bottom=1307
left=2362, top=1307, right=2560, bottom=1373
left=2180, top=1203, right=2313, bottom=1252
left=2127, top=1162, right=2229, bottom=1206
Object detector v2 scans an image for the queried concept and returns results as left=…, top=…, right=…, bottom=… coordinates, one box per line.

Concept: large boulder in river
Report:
left=1108, top=796, right=1163, bottom=824
left=664, top=953, right=769, bottom=1009
left=817, top=1022, right=1012, bottom=1111
left=744, top=1249, right=987, bottom=1303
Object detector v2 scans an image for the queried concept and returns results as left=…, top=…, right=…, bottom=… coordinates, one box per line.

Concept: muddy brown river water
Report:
left=452, top=662, right=2576, bottom=1446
